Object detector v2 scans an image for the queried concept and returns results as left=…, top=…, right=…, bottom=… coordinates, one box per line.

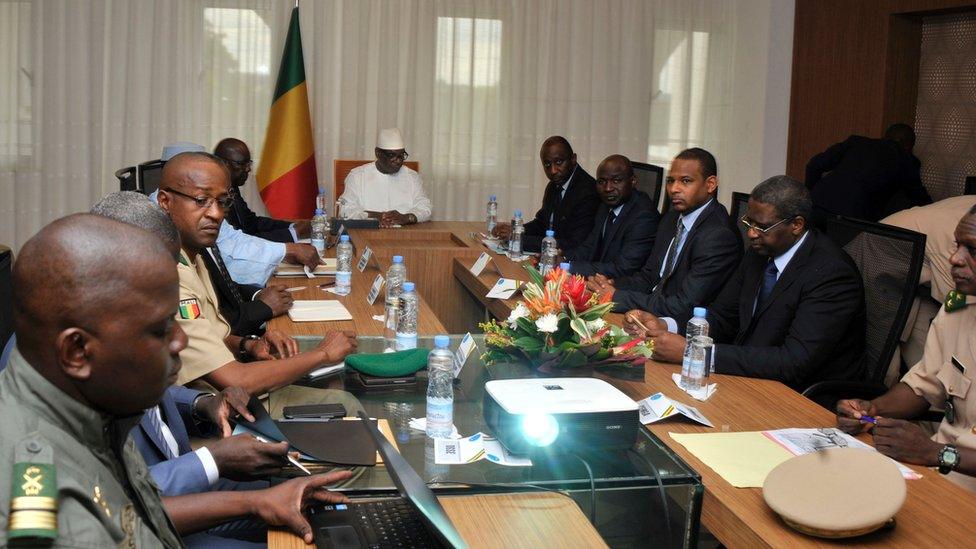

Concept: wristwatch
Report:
left=938, top=444, right=960, bottom=474
left=238, top=334, right=260, bottom=360
left=191, top=392, right=216, bottom=423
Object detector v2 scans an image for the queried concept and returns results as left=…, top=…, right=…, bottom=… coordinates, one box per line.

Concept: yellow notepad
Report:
left=669, top=431, right=793, bottom=488
left=287, top=300, right=353, bottom=322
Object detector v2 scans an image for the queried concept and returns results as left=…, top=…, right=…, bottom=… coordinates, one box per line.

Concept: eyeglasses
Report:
left=378, top=150, right=409, bottom=162
left=161, top=187, right=234, bottom=210
left=739, top=215, right=795, bottom=235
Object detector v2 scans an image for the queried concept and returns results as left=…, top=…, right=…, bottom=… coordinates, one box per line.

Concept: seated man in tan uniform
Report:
left=837, top=205, right=976, bottom=491
left=157, top=151, right=357, bottom=394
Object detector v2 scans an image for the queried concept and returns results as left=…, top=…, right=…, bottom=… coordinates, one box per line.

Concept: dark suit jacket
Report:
left=522, top=166, right=600, bottom=254
left=564, top=190, right=659, bottom=278
left=202, top=250, right=273, bottom=336
left=612, top=199, right=742, bottom=330
left=708, top=229, right=866, bottom=391
left=806, top=135, right=932, bottom=223
left=227, top=185, right=295, bottom=242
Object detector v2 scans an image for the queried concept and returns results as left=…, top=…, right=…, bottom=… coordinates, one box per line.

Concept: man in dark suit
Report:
left=589, top=148, right=741, bottom=332
left=214, top=138, right=311, bottom=242
left=627, top=176, right=866, bottom=391
left=493, top=136, right=600, bottom=254
left=200, top=247, right=294, bottom=337
left=806, top=123, right=932, bottom=227
left=563, top=154, right=658, bottom=278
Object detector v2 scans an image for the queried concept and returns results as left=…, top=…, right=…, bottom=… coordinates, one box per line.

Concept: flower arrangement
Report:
left=479, top=265, right=654, bottom=369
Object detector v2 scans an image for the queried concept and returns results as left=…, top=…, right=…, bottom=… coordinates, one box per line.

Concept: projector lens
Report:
left=521, top=413, right=559, bottom=447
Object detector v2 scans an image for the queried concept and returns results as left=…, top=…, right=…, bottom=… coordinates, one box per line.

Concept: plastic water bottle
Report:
left=384, top=256, right=406, bottom=348
left=508, top=210, right=524, bottom=260
left=539, top=230, right=558, bottom=275
left=335, top=235, right=353, bottom=296
left=486, top=195, right=498, bottom=234
left=310, top=208, right=328, bottom=256
left=680, top=307, right=710, bottom=388
left=316, top=193, right=328, bottom=212
left=426, top=335, right=455, bottom=438
left=684, top=336, right=714, bottom=392
left=396, top=282, right=418, bottom=350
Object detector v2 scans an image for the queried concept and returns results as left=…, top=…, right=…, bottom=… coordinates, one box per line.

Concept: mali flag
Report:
left=257, top=5, right=318, bottom=219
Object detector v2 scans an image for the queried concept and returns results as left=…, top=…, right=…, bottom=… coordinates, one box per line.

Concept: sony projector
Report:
left=483, top=378, right=639, bottom=455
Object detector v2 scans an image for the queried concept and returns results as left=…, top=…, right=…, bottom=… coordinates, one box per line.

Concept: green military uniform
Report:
left=0, top=348, right=183, bottom=548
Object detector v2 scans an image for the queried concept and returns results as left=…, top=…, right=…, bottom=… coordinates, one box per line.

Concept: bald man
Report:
left=214, top=137, right=311, bottom=242
left=562, top=155, right=659, bottom=278
left=157, top=152, right=356, bottom=395
left=0, top=214, right=355, bottom=546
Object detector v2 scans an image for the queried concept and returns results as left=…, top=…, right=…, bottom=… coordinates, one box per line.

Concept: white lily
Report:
left=507, top=302, right=530, bottom=328
left=535, top=313, right=560, bottom=333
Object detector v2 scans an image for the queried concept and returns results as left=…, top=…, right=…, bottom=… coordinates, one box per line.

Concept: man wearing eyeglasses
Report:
left=338, top=128, right=432, bottom=227
left=561, top=155, right=659, bottom=278
left=157, top=152, right=358, bottom=396
left=625, top=176, right=866, bottom=391
left=214, top=137, right=311, bottom=242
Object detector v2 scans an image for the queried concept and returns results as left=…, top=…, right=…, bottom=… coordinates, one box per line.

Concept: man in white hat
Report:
left=338, top=128, right=432, bottom=227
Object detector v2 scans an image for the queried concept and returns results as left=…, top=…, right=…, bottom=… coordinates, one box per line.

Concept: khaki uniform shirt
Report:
left=175, top=249, right=235, bottom=387
left=0, top=349, right=183, bottom=548
left=901, top=303, right=976, bottom=491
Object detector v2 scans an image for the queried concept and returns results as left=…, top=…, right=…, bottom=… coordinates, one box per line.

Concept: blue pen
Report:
left=859, top=415, right=877, bottom=424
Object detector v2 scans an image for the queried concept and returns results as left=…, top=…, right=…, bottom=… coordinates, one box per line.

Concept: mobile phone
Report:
left=282, top=403, right=347, bottom=419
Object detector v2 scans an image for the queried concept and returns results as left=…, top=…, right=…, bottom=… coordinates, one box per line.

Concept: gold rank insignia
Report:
left=945, top=290, right=967, bottom=313
left=92, top=485, right=112, bottom=518
left=8, top=462, right=58, bottom=541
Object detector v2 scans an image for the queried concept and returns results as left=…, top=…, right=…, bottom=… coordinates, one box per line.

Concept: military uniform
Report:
left=175, top=250, right=235, bottom=389
left=0, top=349, right=183, bottom=547
left=900, top=299, right=976, bottom=492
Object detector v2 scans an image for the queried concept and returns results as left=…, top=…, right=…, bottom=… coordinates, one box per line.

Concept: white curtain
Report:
left=0, top=0, right=784, bottom=252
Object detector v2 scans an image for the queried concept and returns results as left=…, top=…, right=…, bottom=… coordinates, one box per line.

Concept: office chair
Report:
left=803, top=217, right=926, bottom=410
left=729, top=192, right=751, bottom=249
left=116, top=166, right=138, bottom=192
left=333, top=159, right=420, bottom=208
left=632, top=162, right=665, bottom=213
left=137, top=159, right=165, bottom=196
left=0, top=246, right=13, bottom=361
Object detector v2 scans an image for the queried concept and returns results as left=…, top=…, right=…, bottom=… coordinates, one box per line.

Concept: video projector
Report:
left=483, top=378, right=639, bottom=455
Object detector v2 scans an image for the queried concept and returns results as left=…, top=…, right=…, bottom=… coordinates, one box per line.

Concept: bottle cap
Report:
left=403, top=282, right=415, bottom=292
left=490, top=195, right=496, bottom=201
left=314, top=208, right=324, bottom=215
left=545, top=230, right=554, bottom=237
left=340, top=235, right=350, bottom=242
left=559, top=262, right=571, bottom=271
left=392, top=255, right=403, bottom=263
left=434, top=335, right=450, bottom=348
left=515, top=209, right=522, bottom=217
left=693, top=307, right=707, bottom=318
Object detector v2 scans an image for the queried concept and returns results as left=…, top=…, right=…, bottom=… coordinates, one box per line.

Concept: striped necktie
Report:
left=145, top=406, right=178, bottom=460
left=209, top=247, right=244, bottom=306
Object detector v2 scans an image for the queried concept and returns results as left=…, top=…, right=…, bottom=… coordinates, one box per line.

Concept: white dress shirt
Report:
left=339, top=162, right=432, bottom=222
left=151, top=406, right=220, bottom=485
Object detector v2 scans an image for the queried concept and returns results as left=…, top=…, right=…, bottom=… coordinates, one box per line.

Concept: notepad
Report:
left=276, top=258, right=337, bottom=276
left=669, top=431, right=793, bottom=488
left=287, top=300, right=353, bottom=322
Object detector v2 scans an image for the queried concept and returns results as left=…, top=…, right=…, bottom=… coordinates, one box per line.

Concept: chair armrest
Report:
left=802, top=380, right=889, bottom=410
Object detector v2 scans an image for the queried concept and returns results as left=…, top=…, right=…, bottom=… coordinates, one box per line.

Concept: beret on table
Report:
left=345, top=348, right=431, bottom=377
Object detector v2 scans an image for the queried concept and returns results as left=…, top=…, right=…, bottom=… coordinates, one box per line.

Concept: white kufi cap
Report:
left=376, top=128, right=405, bottom=150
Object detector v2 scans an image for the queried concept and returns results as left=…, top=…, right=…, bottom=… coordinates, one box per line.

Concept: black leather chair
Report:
left=0, top=246, right=13, bottom=358
left=803, top=217, right=926, bottom=409
left=633, top=161, right=665, bottom=213
left=729, top=191, right=750, bottom=249
left=116, top=166, right=138, bottom=192
left=965, top=176, right=976, bottom=196
left=137, top=159, right=165, bottom=196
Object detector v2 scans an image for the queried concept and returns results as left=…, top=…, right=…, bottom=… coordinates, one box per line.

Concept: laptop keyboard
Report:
left=314, top=498, right=437, bottom=549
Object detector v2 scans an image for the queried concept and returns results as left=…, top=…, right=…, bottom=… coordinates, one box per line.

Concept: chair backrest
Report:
left=729, top=191, right=751, bottom=249
left=116, top=166, right=138, bottom=192
left=333, top=159, right=420, bottom=205
left=965, top=176, right=976, bottom=195
left=824, top=216, right=926, bottom=384
left=0, top=246, right=13, bottom=360
left=632, top=162, right=664, bottom=212
left=137, top=159, right=165, bottom=196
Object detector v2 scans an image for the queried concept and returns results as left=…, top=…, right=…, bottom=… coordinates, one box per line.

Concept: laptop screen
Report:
left=357, top=411, right=467, bottom=549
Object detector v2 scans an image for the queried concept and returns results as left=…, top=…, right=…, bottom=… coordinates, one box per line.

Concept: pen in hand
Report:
left=253, top=435, right=312, bottom=475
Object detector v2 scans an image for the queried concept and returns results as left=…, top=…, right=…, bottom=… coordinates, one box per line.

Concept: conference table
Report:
left=267, top=221, right=976, bottom=547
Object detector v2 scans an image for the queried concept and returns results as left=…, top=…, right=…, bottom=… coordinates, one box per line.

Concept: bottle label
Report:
left=426, top=401, right=453, bottom=429
left=396, top=333, right=417, bottom=350
left=336, top=271, right=351, bottom=286
left=311, top=238, right=325, bottom=253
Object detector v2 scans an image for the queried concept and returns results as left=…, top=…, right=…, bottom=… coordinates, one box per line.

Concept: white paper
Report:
left=307, top=362, right=344, bottom=379
left=276, top=258, right=337, bottom=277
left=434, top=433, right=532, bottom=467
left=366, top=274, right=384, bottom=305
left=670, top=373, right=717, bottom=401
left=486, top=278, right=519, bottom=299
left=287, top=300, right=353, bottom=322
left=453, top=333, right=476, bottom=378
left=408, top=418, right=460, bottom=439
left=357, top=246, right=372, bottom=272
left=470, top=252, right=492, bottom=277
left=764, top=428, right=921, bottom=480
left=638, top=392, right=714, bottom=427
left=372, top=314, right=385, bottom=322
left=284, top=286, right=305, bottom=292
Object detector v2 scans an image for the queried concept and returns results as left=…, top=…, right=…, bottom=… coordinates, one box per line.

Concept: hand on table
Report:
left=585, top=274, right=614, bottom=293
left=264, top=329, right=299, bottom=358
left=255, top=285, right=294, bottom=316
left=835, top=398, right=877, bottom=435
left=649, top=331, right=685, bottom=363
left=379, top=211, right=410, bottom=227
left=872, top=417, right=942, bottom=466
left=253, top=471, right=354, bottom=544
left=207, top=434, right=289, bottom=480
left=285, top=243, right=321, bottom=269
left=492, top=223, right=511, bottom=240
left=195, top=387, right=254, bottom=437
left=622, top=309, right=667, bottom=338
left=316, top=330, right=358, bottom=364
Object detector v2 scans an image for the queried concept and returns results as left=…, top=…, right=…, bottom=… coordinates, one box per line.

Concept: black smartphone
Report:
left=282, top=403, right=347, bottom=419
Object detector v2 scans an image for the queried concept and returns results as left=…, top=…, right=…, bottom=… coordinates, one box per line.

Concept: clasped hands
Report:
left=835, top=399, right=942, bottom=467
left=621, top=308, right=685, bottom=363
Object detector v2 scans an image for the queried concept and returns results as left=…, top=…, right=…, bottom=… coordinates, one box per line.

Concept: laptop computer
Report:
left=308, top=411, right=467, bottom=549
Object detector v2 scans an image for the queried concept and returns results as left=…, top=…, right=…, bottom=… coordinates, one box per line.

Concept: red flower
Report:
left=561, top=274, right=592, bottom=311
